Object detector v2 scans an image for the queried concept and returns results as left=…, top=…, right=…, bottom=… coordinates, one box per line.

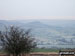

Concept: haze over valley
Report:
left=0, top=20, right=75, bottom=48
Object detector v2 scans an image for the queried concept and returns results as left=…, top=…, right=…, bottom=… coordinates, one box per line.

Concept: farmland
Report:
left=32, top=48, right=59, bottom=52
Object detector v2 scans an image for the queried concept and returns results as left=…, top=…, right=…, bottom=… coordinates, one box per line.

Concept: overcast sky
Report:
left=0, top=0, right=75, bottom=20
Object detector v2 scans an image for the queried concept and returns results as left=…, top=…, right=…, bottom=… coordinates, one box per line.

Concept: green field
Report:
left=32, top=48, right=59, bottom=52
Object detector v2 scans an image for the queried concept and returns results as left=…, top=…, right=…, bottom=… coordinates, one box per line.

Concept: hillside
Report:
left=0, top=20, right=75, bottom=48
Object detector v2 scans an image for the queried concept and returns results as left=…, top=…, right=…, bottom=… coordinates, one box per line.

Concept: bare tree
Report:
left=0, top=26, right=36, bottom=56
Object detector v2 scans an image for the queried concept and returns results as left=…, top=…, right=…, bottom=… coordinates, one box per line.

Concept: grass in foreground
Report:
left=32, top=48, right=59, bottom=53
left=0, top=48, right=59, bottom=54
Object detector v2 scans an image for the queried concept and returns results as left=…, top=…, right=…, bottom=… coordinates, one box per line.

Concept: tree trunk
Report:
left=13, top=54, right=18, bottom=56
left=18, top=54, right=21, bottom=56
left=15, top=54, right=18, bottom=56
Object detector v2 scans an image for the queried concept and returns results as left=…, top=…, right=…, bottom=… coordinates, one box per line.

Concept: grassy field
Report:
left=32, top=48, right=59, bottom=52
left=0, top=48, right=59, bottom=54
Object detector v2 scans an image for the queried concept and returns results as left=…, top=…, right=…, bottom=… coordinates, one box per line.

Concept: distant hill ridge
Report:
left=0, top=20, right=75, bottom=48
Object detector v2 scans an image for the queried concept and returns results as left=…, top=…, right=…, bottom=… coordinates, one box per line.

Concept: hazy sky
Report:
left=0, top=0, right=75, bottom=20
